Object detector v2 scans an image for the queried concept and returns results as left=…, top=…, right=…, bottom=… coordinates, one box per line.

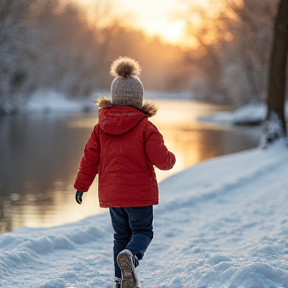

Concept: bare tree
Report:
left=217, top=0, right=278, bottom=105
left=182, top=0, right=278, bottom=106
left=31, top=0, right=101, bottom=99
left=261, top=0, right=288, bottom=146
left=0, top=0, right=37, bottom=113
left=182, top=7, right=226, bottom=102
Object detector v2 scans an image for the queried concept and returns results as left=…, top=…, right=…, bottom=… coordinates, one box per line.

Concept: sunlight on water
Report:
left=0, top=100, right=261, bottom=232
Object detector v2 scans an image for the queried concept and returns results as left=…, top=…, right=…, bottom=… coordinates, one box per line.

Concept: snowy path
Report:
left=0, top=145, right=288, bottom=288
left=150, top=148, right=288, bottom=288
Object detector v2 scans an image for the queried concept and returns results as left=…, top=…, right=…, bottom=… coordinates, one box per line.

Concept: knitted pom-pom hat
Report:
left=110, top=57, right=144, bottom=109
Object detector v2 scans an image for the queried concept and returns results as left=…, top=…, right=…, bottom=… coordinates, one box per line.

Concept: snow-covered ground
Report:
left=198, top=103, right=266, bottom=125
left=24, top=90, right=98, bottom=113
left=22, top=90, right=193, bottom=114
left=198, top=103, right=288, bottom=126
left=0, top=141, right=287, bottom=288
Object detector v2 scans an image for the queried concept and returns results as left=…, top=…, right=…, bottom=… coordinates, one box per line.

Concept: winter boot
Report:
left=115, top=278, right=121, bottom=288
left=117, top=249, right=140, bottom=288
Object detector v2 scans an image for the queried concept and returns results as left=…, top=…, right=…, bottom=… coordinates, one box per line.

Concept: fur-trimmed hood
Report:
left=96, top=97, right=157, bottom=118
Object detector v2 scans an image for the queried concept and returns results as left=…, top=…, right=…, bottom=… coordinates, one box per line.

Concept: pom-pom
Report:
left=110, top=56, right=141, bottom=78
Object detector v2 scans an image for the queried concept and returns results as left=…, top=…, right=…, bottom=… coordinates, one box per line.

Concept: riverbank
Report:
left=198, top=102, right=288, bottom=126
left=0, top=142, right=287, bottom=288
left=0, top=90, right=193, bottom=115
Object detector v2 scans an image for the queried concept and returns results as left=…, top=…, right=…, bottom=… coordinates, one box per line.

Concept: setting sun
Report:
left=145, top=20, right=186, bottom=44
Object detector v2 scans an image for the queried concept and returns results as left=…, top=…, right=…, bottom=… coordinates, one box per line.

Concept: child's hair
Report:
left=110, top=56, right=144, bottom=109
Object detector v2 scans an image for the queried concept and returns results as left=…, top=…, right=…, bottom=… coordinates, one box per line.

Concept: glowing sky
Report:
left=77, top=0, right=212, bottom=44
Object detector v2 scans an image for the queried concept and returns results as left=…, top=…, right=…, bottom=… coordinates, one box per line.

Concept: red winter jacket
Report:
left=74, top=98, right=176, bottom=208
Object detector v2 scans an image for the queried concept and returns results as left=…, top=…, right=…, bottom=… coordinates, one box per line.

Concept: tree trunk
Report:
left=263, top=0, right=288, bottom=146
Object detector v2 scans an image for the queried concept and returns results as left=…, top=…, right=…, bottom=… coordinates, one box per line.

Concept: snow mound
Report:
left=198, top=103, right=266, bottom=125
left=222, top=263, right=288, bottom=288
left=199, top=102, right=288, bottom=126
left=25, top=90, right=97, bottom=113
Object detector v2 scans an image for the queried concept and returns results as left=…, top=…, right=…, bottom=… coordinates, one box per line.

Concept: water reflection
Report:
left=0, top=100, right=261, bottom=233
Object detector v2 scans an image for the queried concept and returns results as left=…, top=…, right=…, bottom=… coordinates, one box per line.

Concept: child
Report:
left=74, top=57, right=176, bottom=288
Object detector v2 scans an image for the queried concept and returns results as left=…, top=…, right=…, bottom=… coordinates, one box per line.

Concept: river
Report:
left=0, top=100, right=261, bottom=233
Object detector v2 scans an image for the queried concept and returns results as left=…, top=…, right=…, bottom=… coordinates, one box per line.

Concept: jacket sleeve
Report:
left=74, top=125, right=100, bottom=192
left=144, top=122, right=176, bottom=170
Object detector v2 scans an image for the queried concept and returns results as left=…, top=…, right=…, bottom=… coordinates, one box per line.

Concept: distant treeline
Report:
left=0, top=0, right=285, bottom=113
left=0, top=0, right=191, bottom=113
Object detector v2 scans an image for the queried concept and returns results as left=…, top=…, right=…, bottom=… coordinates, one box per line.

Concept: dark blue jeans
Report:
left=109, top=206, right=154, bottom=278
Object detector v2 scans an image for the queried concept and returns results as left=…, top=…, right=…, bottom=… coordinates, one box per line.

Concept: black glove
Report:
left=75, top=191, right=84, bottom=204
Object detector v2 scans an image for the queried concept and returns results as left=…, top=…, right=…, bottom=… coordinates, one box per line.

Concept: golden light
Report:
left=138, top=19, right=186, bottom=45
left=75, top=0, right=213, bottom=46
left=156, top=21, right=186, bottom=44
